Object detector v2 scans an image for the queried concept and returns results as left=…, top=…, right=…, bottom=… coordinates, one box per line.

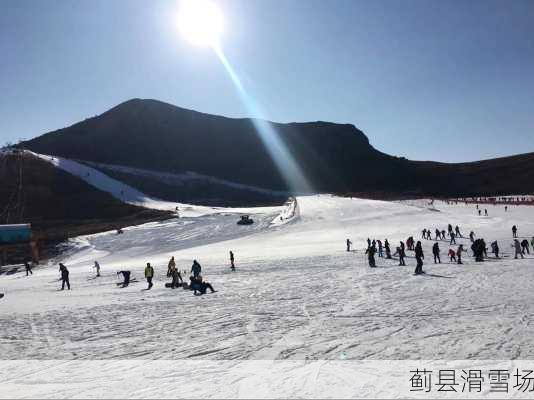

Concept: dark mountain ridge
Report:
left=22, top=98, right=534, bottom=198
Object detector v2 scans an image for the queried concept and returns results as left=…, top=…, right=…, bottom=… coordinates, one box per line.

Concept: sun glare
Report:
left=178, top=0, right=224, bottom=47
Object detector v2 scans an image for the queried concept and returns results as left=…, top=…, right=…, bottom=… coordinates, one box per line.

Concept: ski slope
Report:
left=29, top=151, right=284, bottom=217
left=2, top=195, right=534, bottom=397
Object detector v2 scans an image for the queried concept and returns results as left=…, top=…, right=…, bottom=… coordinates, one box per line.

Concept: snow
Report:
left=2, top=194, right=534, bottom=397
left=28, top=151, right=284, bottom=217
left=82, top=160, right=290, bottom=197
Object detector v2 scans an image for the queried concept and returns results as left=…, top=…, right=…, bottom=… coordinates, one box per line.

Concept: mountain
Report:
left=22, top=98, right=534, bottom=198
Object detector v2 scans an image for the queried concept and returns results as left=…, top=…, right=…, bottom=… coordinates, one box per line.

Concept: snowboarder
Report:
left=93, top=261, right=101, bottom=277
left=457, top=244, right=466, bottom=264
left=521, top=239, right=530, bottom=255
left=449, top=231, right=456, bottom=245
left=167, top=257, right=176, bottom=277
left=432, top=242, right=441, bottom=264
left=191, top=260, right=202, bottom=277
left=513, top=239, right=523, bottom=259
left=24, top=260, right=33, bottom=276
left=448, top=248, right=456, bottom=263
left=455, top=226, right=462, bottom=238
left=491, top=241, right=499, bottom=258
left=346, top=239, right=352, bottom=252
left=230, top=250, right=235, bottom=271
left=384, top=239, right=391, bottom=259
left=144, top=263, right=154, bottom=289
left=59, top=263, right=70, bottom=290
left=414, top=241, right=424, bottom=275
left=512, top=225, right=518, bottom=238
left=365, top=245, right=377, bottom=268
left=377, top=240, right=383, bottom=258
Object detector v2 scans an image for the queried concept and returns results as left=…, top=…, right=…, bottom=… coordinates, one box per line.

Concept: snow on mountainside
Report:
left=82, top=160, right=290, bottom=197
left=30, top=151, right=287, bottom=218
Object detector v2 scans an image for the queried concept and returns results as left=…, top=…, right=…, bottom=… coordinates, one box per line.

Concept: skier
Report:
left=422, top=229, right=427, bottom=239
left=426, top=229, right=432, bottom=240
left=521, top=239, right=530, bottom=255
left=478, top=210, right=481, bottom=216
left=365, top=244, right=377, bottom=268
left=512, top=225, right=518, bottom=238
left=407, top=236, right=415, bottom=251
left=441, top=230, right=447, bottom=241
left=455, top=226, right=462, bottom=238
left=191, top=260, right=202, bottom=277
left=93, top=261, right=101, bottom=277
left=384, top=239, right=392, bottom=259
left=513, top=239, right=523, bottom=259
left=367, top=238, right=371, bottom=249
left=491, top=241, right=499, bottom=258
left=346, top=239, right=352, bottom=252
left=167, top=257, right=176, bottom=277
left=414, top=241, right=424, bottom=275
left=448, top=248, right=456, bottom=263
left=457, top=244, right=466, bottom=265
left=447, top=224, right=453, bottom=237
left=377, top=240, right=383, bottom=258
left=117, top=270, right=131, bottom=287
left=144, top=262, right=154, bottom=289
left=24, top=260, right=33, bottom=276
left=432, top=242, right=441, bottom=264
left=230, top=250, right=235, bottom=271
left=59, top=263, right=70, bottom=290
left=435, top=229, right=441, bottom=240
left=469, top=231, right=475, bottom=243
left=449, top=231, right=456, bottom=245
left=484, top=209, right=488, bottom=216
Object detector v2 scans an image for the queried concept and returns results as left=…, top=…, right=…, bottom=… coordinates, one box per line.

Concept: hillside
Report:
left=0, top=151, right=173, bottom=243
left=22, top=98, right=534, bottom=198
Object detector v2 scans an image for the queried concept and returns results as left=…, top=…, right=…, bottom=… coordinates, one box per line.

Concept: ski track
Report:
left=1, top=195, right=534, bottom=362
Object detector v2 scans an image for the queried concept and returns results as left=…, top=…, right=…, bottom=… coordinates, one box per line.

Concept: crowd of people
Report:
left=46, top=251, right=239, bottom=295
left=358, top=224, right=533, bottom=275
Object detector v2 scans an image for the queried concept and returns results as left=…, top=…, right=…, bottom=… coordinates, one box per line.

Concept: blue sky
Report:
left=1, top=0, right=533, bottom=162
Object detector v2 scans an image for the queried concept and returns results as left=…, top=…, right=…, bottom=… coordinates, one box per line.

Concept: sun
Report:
left=178, top=0, right=224, bottom=47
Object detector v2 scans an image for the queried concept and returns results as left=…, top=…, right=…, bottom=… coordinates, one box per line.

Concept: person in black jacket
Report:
left=59, top=263, right=70, bottom=290
left=432, top=242, right=441, bottom=264
left=414, top=241, right=424, bottom=275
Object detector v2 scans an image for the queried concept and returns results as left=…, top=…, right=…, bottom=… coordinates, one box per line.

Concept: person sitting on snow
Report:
left=189, top=275, right=215, bottom=295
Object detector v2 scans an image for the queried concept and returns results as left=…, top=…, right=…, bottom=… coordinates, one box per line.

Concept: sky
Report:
left=1, top=0, right=533, bottom=162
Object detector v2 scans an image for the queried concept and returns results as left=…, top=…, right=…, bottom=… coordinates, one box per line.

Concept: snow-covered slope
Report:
left=29, top=151, right=285, bottom=217
left=2, top=195, right=534, bottom=397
